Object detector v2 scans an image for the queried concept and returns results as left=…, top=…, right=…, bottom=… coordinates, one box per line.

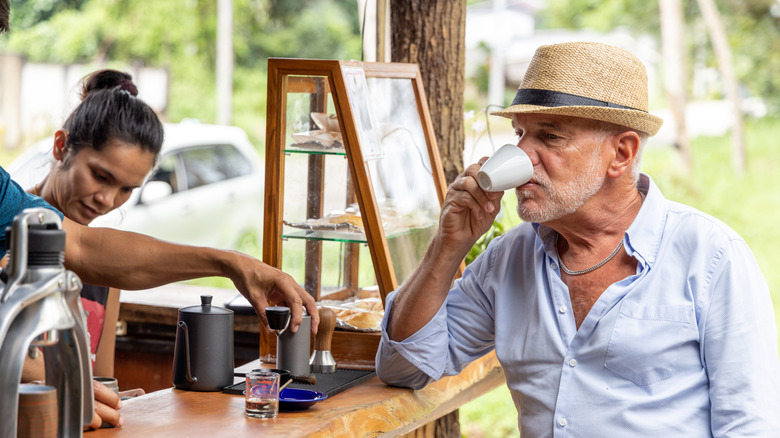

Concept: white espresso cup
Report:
left=476, top=144, right=533, bottom=191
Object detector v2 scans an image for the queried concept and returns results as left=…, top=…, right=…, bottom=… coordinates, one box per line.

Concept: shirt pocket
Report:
left=605, top=300, right=697, bottom=386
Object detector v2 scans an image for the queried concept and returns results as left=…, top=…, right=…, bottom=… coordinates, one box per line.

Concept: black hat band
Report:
left=511, top=88, right=645, bottom=112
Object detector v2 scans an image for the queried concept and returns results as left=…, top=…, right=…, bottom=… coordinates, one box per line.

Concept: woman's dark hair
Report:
left=60, top=69, right=164, bottom=166
left=1, top=0, right=10, bottom=33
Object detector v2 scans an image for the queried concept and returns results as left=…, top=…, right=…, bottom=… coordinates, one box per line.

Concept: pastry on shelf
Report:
left=289, top=112, right=343, bottom=150
left=319, top=295, right=385, bottom=332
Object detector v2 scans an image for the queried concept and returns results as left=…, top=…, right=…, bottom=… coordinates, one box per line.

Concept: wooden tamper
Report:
left=309, top=307, right=337, bottom=373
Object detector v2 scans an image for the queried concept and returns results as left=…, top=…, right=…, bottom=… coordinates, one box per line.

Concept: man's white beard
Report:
left=516, top=147, right=605, bottom=223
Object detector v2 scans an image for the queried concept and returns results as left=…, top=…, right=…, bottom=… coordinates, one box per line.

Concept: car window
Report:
left=148, top=154, right=180, bottom=193
left=220, top=144, right=253, bottom=178
left=180, top=144, right=251, bottom=190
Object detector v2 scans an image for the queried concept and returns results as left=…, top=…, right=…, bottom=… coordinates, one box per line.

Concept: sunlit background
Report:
left=3, top=1, right=779, bottom=436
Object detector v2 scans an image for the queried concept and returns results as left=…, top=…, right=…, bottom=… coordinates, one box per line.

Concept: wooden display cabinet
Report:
left=261, top=59, right=456, bottom=369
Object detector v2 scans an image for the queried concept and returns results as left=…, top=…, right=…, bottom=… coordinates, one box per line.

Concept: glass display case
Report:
left=261, top=59, right=453, bottom=369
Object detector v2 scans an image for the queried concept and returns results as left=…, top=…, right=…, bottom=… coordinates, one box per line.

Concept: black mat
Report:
left=224, top=368, right=376, bottom=398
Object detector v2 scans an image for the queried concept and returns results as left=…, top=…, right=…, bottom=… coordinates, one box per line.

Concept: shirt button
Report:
left=558, top=305, right=567, bottom=314
left=558, top=417, right=567, bottom=427
left=569, top=359, right=577, bottom=367
left=550, top=261, right=558, bottom=270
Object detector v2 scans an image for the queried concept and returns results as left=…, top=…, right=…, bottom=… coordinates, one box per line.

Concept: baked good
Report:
left=328, top=212, right=363, bottom=229
left=357, top=287, right=380, bottom=299
left=352, top=298, right=383, bottom=312
left=337, top=308, right=382, bottom=330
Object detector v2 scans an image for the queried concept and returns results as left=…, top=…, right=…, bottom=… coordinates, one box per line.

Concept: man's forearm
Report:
left=386, top=233, right=466, bottom=341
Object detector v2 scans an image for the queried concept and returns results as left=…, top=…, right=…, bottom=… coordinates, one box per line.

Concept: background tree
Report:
left=390, top=0, right=467, bottom=184
left=659, top=0, right=692, bottom=171
left=542, top=0, right=768, bottom=172
left=695, top=0, right=745, bottom=173
left=386, top=1, right=469, bottom=434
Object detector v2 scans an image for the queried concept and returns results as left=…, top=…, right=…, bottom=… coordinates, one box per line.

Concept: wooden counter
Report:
left=110, top=284, right=506, bottom=436
left=89, top=353, right=504, bottom=437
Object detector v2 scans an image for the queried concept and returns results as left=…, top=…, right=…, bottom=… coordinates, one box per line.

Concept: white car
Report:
left=7, top=121, right=265, bottom=251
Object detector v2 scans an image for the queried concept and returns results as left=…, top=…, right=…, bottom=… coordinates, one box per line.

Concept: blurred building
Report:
left=465, top=0, right=660, bottom=107
left=0, top=55, right=168, bottom=149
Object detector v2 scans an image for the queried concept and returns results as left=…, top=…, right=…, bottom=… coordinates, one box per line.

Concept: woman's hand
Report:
left=224, top=250, right=319, bottom=336
left=85, top=380, right=122, bottom=430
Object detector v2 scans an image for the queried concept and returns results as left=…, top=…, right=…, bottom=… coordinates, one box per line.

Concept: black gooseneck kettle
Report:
left=172, top=295, right=234, bottom=391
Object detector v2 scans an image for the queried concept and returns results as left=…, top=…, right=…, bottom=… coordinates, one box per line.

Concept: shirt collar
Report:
left=532, top=173, right=666, bottom=268
left=624, top=173, right=666, bottom=268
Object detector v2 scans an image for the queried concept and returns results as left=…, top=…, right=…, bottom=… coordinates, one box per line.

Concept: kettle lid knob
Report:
left=200, top=295, right=213, bottom=307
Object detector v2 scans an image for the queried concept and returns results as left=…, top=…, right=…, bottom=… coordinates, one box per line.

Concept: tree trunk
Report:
left=696, top=0, right=746, bottom=173
left=399, top=410, right=460, bottom=438
left=659, top=0, right=691, bottom=171
left=390, top=0, right=467, bottom=184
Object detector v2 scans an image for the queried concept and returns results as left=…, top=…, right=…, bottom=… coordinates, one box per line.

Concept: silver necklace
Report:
left=555, top=234, right=623, bottom=276
left=554, top=190, right=645, bottom=276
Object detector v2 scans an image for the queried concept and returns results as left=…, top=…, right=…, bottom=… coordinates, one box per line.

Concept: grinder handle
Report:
left=314, top=307, right=337, bottom=351
left=266, top=306, right=291, bottom=331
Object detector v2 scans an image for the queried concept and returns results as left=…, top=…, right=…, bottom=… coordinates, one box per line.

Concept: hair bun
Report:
left=116, top=79, right=138, bottom=97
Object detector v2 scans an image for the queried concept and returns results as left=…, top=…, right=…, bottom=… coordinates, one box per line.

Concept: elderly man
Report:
left=376, top=41, right=780, bottom=436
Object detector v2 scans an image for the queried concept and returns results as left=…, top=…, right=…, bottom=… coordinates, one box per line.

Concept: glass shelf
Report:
left=285, top=142, right=347, bottom=156
left=282, top=229, right=368, bottom=244
left=281, top=224, right=435, bottom=244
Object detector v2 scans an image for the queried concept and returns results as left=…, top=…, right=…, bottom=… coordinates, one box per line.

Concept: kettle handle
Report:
left=177, top=321, right=198, bottom=384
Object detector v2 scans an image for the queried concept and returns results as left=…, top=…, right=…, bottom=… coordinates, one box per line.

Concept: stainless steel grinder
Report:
left=265, top=306, right=310, bottom=376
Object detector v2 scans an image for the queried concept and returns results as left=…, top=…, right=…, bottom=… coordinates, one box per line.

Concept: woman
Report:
left=30, top=69, right=162, bottom=367
left=23, top=69, right=163, bottom=430
left=12, top=68, right=318, bottom=431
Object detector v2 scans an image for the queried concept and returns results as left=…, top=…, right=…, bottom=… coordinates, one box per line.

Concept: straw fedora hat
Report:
left=491, top=41, right=663, bottom=136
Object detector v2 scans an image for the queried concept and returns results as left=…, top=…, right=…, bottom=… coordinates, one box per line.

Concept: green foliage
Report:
left=539, top=0, right=780, bottom=114
left=7, top=0, right=87, bottom=29
left=1, top=0, right=361, bottom=149
left=460, top=384, right=520, bottom=438
left=466, top=220, right=506, bottom=265
left=541, top=0, right=659, bottom=33
left=245, top=0, right=361, bottom=61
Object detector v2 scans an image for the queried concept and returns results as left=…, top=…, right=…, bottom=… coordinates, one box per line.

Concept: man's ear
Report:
left=607, top=131, right=640, bottom=179
left=53, top=130, right=68, bottom=161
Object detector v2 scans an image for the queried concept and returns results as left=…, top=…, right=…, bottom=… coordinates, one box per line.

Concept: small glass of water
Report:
left=245, top=370, right=280, bottom=419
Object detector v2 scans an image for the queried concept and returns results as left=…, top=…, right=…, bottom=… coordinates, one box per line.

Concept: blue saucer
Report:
left=279, top=388, right=328, bottom=411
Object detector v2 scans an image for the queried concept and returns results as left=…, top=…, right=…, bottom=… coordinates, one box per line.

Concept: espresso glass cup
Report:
left=245, top=371, right=279, bottom=419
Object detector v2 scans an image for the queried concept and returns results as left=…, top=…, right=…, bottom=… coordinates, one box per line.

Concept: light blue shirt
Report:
left=376, top=174, right=780, bottom=437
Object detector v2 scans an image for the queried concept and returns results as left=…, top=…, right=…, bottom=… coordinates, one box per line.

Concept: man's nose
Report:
left=516, top=140, right=540, bottom=167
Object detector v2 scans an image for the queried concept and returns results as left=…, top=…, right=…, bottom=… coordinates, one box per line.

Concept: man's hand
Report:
left=385, top=157, right=504, bottom=342
left=225, top=250, right=319, bottom=336
left=437, top=159, right=504, bottom=257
